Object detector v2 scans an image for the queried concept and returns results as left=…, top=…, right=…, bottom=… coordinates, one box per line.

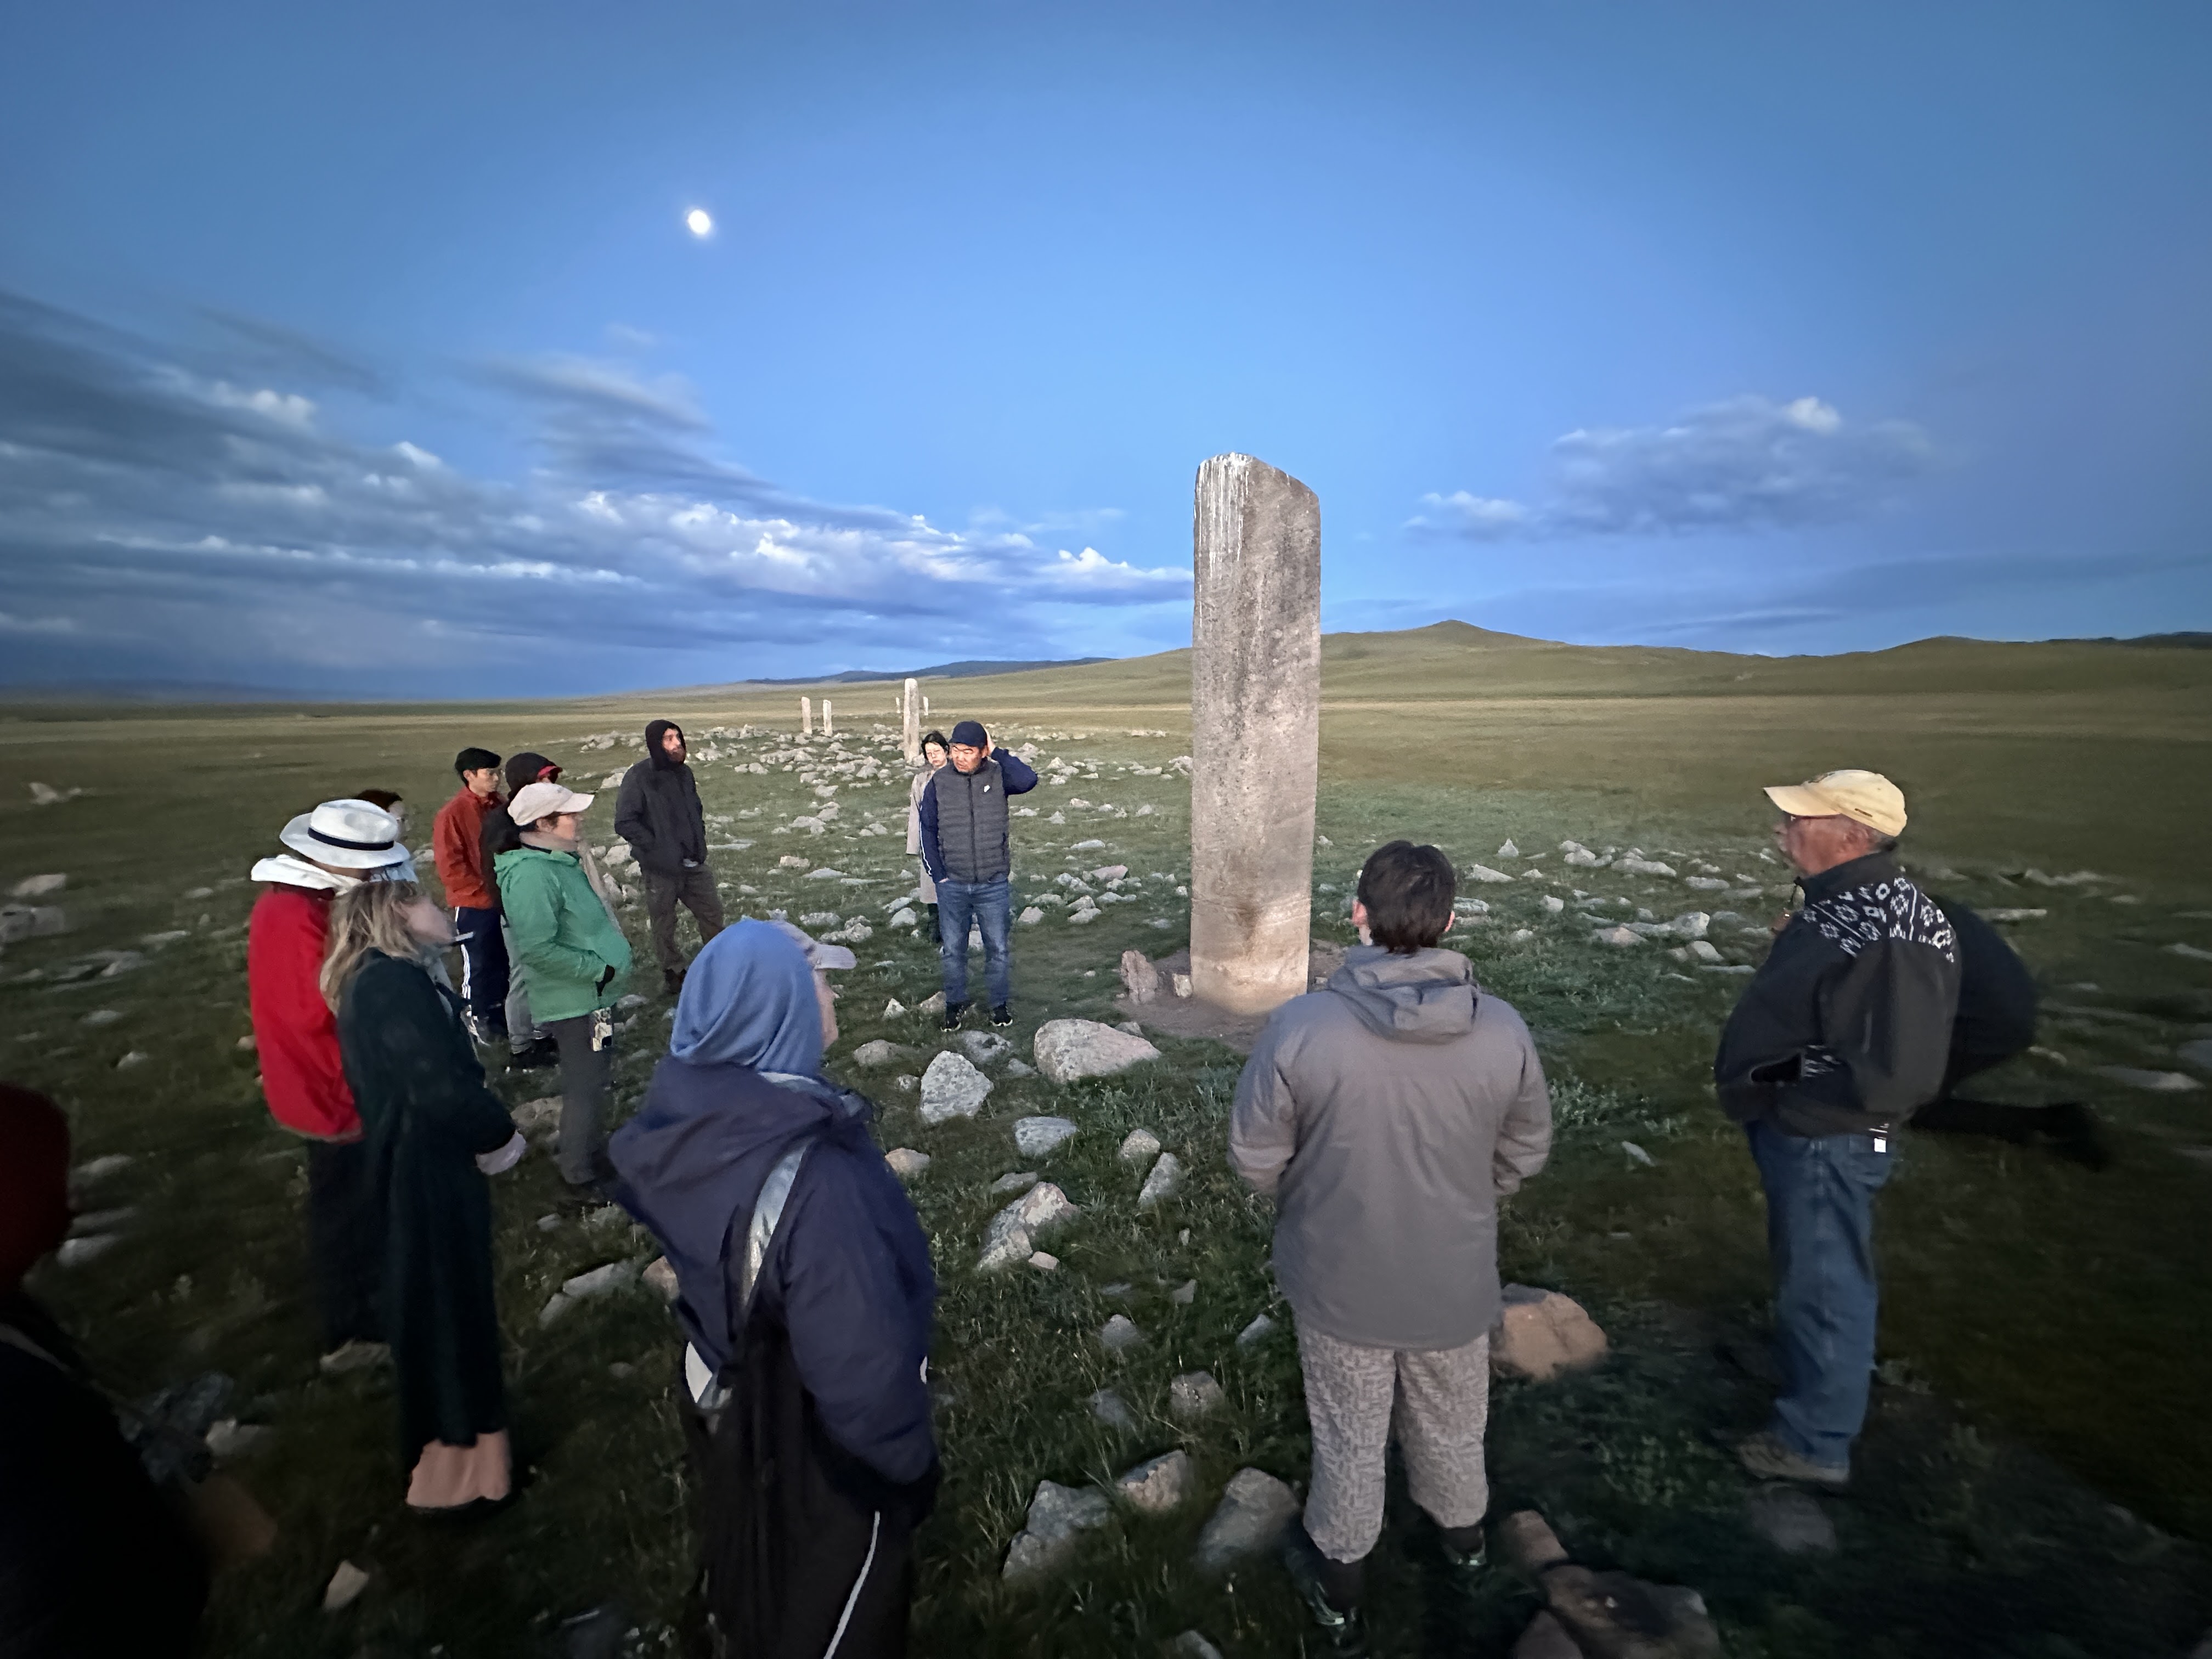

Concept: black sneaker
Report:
left=991, top=1003, right=1014, bottom=1027
left=663, top=967, right=685, bottom=997
left=941, top=1002, right=967, bottom=1031
left=1281, top=1533, right=1369, bottom=1658
left=507, top=1037, right=560, bottom=1070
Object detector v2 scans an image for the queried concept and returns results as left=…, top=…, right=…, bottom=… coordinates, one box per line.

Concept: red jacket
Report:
left=247, top=883, right=359, bottom=1141
left=432, top=786, right=504, bottom=910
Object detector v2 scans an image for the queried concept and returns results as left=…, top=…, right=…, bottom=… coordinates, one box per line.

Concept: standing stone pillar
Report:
left=902, top=678, right=921, bottom=763
left=1188, top=453, right=1321, bottom=1015
left=800, top=696, right=812, bottom=736
left=823, top=698, right=834, bottom=736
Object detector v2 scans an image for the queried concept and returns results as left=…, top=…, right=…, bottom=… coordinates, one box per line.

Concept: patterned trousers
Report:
left=1299, top=1322, right=1492, bottom=1563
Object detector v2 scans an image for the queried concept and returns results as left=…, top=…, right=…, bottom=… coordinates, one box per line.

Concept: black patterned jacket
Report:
left=1714, top=851, right=1961, bottom=1137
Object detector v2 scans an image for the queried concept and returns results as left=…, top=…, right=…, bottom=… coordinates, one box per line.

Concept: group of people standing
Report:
left=3, top=731, right=2097, bottom=1657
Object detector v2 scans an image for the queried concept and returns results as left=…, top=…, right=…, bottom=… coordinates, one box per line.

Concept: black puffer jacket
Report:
left=615, top=720, right=707, bottom=876
left=1714, top=851, right=1961, bottom=1136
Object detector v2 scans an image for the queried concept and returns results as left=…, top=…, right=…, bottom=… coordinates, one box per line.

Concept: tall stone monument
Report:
left=1188, top=453, right=1321, bottom=1015
left=902, top=677, right=921, bottom=762
left=822, top=698, right=834, bottom=736
left=800, top=696, right=812, bottom=736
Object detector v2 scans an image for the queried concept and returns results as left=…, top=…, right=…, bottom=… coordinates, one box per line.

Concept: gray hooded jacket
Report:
left=1228, top=946, right=1553, bottom=1351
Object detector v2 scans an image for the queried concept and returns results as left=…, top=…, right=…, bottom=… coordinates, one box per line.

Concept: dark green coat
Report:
left=336, top=951, right=517, bottom=1462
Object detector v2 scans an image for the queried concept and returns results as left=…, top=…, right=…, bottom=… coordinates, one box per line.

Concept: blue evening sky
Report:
left=2, top=2, right=2207, bottom=696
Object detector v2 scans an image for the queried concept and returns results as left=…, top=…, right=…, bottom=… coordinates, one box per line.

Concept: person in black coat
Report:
left=610, top=919, right=937, bottom=1658
left=1911, top=896, right=2107, bottom=1167
left=615, top=718, right=726, bottom=994
left=326, top=882, right=526, bottom=1513
left=1, top=1084, right=207, bottom=1654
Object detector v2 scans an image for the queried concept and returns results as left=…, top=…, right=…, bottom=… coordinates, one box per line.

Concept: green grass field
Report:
left=4, top=623, right=2210, bottom=1656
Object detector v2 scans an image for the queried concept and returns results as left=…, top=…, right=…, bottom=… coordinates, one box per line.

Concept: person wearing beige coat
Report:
left=904, top=730, right=950, bottom=913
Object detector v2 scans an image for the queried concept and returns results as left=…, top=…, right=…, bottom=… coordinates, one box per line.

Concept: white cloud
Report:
left=1410, top=394, right=1943, bottom=541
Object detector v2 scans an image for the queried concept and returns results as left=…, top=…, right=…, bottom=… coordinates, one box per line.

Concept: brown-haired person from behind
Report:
left=326, top=881, right=526, bottom=1513
left=1, top=1085, right=208, bottom=1650
left=478, top=752, right=574, bottom=1071
left=1229, top=840, right=1553, bottom=1655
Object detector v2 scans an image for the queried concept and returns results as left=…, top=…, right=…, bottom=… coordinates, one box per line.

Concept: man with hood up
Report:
left=615, top=718, right=725, bottom=995
left=1229, top=840, right=1553, bottom=1655
left=609, top=920, right=938, bottom=1656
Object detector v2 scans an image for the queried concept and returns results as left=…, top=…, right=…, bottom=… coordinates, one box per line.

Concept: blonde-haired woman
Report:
left=325, top=880, right=524, bottom=1514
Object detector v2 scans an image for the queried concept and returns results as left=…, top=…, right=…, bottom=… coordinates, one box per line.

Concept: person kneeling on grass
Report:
left=609, top=920, right=938, bottom=1658
left=497, top=780, right=632, bottom=1194
left=325, top=881, right=525, bottom=1515
left=1228, top=840, right=1554, bottom=1656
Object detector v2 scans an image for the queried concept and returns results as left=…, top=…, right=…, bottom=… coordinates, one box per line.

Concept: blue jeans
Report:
left=1746, top=1118, right=1896, bottom=1471
left=936, top=876, right=1012, bottom=1007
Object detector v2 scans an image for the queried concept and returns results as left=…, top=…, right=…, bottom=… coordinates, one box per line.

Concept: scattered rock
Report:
left=1497, top=839, right=1520, bottom=858
left=72, top=1153, right=133, bottom=1183
left=322, top=1559, right=371, bottom=1612
left=2093, top=1066, right=2200, bottom=1092
left=889, top=907, right=918, bottom=929
left=962, top=1030, right=1013, bottom=1064
left=919, top=991, right=947, bottom=1015
left=1014, top=1116, right=1079, bottom=1158
left=1089, top=1387, right=1139, bottom=1432
left=884, top=1147, right=931, bottom=1180
left=1171, top=1279, right=1197, bottom=1305
left=1002, top=1480, right=1112, bottom=1581
left=883, top=998, right=907, bottom=1018
left=1193, top=1468, right=1300, bottom=1573
left=1615, top=856, right=1678, bottom=877
left=1171, top=972, right=1193, bottom=997
left=1235, top=1312, right=1278, bottom=1348
left=1514, top=1610, right=1584, bottom=1658
left=8, top=873, right=66, bottom=898
left=1119, top=949, right=1161, bottom=1002
left=1494, top=1510, right=1570, bottom=1577
left=1169, top=1370, right=1224, bottom=1421
left=1100, top=1313, right=1144, bottom=1352
left=1746, top=1483, right=1838, bottom=1554
left=1113, top=1449, right=1197, bottom=1514
left=235, top=1035, right=256, bottom=1051
left=1018, top=906, right=1045, bottom=926
left=1003, top=1057, right=1036, bottom=1077
left=1491, top=1285, right=1608, bottom=1380
left=978, top=1181, right=1080, bottom=1271
left=514, top=1096, right=563, bottom=1145
left=642, top=1257, right=680, bottom=1302
left=1543, top=895, right=1566, bottom=913
left=1982, top=908, right=2049, bottom=923
left=853, top=1039, right=911, bottom=1067
left=115, top=1051, right=149, bottom=1070
left=1168, top=1633, right=1224, bottom=1659
left=1540, top=1565, right=1722, bottom=1658
left=1137, top=1152, right=1183, bottom=1209
left=1621, top=1141, right=1655, bottom=1167
left=317, top=1339, right=390, bottom=1375
left=1028, top=1251, right=1059, bottom=1271
left=1465, top=864, right=1515, bottom=884
left=1033, top=1018, right=1162, bottom=1084
left=1592, top=926, right=1644, bottom=947
left=204, top=1418, right=272, bottom=1460
left=1119, top=1127, right=1163, bottom=1163
left=57, top=1235, right=119, bottom=1267
left=562, top=1259, right=641, bottom=1299
left=990, top=1170, right=1040, bottom=1195
left=920, top=1051, right=994, bottom=1122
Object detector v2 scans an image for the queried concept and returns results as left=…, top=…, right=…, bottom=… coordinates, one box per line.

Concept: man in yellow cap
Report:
left=1714, top=769, right=1961, bottom=1488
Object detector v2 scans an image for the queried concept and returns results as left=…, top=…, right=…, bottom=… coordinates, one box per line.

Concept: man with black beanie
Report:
left=432, top=746, right=509, bottom=1042
left=915, top=718, right=1038, bottom=1028
left=616, top=719, right=725, bottom=994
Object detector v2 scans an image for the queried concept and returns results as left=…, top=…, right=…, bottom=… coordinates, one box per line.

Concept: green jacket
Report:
left=495, top=845, right=632, bottom=1023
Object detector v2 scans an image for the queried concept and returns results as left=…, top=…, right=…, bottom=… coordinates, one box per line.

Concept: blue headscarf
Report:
left=668, top=918, right=822, bottom=1076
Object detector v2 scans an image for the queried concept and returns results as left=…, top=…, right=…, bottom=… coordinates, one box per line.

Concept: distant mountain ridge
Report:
left=742, top=656, right=1111, bottom=686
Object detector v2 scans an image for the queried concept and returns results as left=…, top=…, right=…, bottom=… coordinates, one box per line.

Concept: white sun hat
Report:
left=277, top=799, right=410, bottom=870
left=509, top=780, right=596, bottom=825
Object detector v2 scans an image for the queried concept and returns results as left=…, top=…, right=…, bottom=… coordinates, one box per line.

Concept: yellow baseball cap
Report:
left=1763, top=769, right=1907, bottom=837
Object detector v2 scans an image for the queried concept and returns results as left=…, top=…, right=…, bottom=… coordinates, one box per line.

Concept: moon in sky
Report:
left=685, top=207, right=713, bottom=238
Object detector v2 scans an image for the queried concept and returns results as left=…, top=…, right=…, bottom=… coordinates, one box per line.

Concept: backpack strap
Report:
left=738, top=1138, right=814, bottom=1316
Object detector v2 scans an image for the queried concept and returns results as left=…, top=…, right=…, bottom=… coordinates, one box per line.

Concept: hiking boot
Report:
left=1735, top=1429, right=1849, bottom=1489
left=991, top=1003, right=1014, bottom=1027
left=1281, top=1534, right=1369, bottom=1658
left=2041, top=1102, right=2110, bottom=1171
left=941, top=1001, right=967, bottom=1031
left=663, top=967, right=685, bottom=997
left=1438, top=1526, right=1488, bottom=1586
left=507, top=1037, right=560, bottom=1071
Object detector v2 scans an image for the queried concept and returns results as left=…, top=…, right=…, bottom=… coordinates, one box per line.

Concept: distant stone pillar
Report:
left=1188, top=453, right=1321, bottom=1015
left=922, top=695, right=930, bottom=718
left=800, top=696, right=812, bottom=736
left=902, top=678, right=921, bottom=762
left=822, top=698, right=834, bottom=736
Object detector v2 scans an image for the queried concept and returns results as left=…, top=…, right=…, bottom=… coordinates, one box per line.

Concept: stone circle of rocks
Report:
left=1491, top=1286, right=1608, bottom=1381
left=1032, top=1018, right=1162, bottom=1084
left=919, top=1051, right=993, bottom=1122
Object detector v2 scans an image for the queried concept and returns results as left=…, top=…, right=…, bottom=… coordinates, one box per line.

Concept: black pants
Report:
left=546, top=1012, right=613, bottom=1186
left=305, top=1139, right=382, bottom=1350
left=452, top=905, right=509, bottom=1030
left=1913, top=1046, right=2070, bottom=1143
left=645, top=865, right=726, bottom=974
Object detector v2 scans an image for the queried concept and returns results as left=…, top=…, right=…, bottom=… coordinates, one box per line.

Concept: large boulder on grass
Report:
left=1032, top=1019, right=1160, bottom=1084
